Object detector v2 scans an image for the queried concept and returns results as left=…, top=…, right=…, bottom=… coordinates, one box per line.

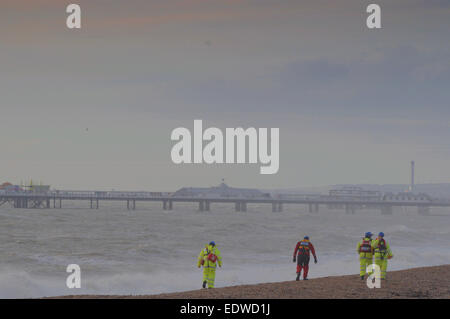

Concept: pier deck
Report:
left=1, top=190, right=449, bottom=214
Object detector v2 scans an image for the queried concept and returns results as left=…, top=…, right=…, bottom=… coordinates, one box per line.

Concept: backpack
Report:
left=208, top=253, right=218, bottom=262
left=359, top=239, right=372, bottom=253
left=377, top=239, right=387, bottom=252
left=299, top=240, right=310, bottom=252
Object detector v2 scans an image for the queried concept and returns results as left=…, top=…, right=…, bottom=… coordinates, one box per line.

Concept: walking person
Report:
left=197, top=241, right=222, bottom=288
left=357, top=232, right=374, bottom=280
left=293, top=236, right=318, bottom=281
left=372, top=232, right=393, bottom=280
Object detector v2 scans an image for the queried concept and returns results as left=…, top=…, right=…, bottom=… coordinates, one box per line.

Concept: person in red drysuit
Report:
left=293, top=236, right=318, bottom=281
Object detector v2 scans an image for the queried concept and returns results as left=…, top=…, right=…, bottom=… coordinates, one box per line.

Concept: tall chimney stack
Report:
left=410, top=161, right=415, bottom=192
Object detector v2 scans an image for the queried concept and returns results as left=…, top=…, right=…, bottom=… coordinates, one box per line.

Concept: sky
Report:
left=1, top=0, right=449, bottom=190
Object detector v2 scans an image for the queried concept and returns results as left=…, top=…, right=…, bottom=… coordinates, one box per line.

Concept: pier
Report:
left=1, top=190, right=449, bottom=215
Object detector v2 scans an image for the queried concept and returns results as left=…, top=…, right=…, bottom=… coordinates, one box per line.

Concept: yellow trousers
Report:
left=359, top=256, right=373, bottom=277
left=202, top=264, right=217, bottom=288
left=374, top=257, right=388, bottom=279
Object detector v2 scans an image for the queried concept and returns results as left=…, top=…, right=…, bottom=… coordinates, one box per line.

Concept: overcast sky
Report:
left=1, top=0, right=449, bottom=190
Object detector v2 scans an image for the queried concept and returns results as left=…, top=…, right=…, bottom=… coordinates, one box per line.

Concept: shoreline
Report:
left=49, top=264, right=450, bottom=299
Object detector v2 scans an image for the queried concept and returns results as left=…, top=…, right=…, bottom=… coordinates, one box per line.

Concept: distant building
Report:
left=0, top=182, right=51, bottom=194
left=0, top=182, right=22, bottom=192
left=30, top=185, right=50, bottom=194
left=174, top=182, right=268, bottom=198
left=329, top=186, right=381, bottom=200
left=382, top=192, right=432, bottom=202
left=0, top=182, right=13, bottom=189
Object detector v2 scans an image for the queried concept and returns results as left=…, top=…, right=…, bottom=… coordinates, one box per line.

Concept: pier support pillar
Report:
left=235, top=202, right=241, bottom=212
left=273, top=202, right=282, bottom=212
left=46, top=199, right=50, bottom=209
left=314, top=203, right=319, bottom=213
left=90, top=199, right=99, bottom=209
left=204, top=201, right=210, bottom=212
left=168, top=200, right=172, bottom=210
left=241, top=202, right=247, bottom=212
left=15, top=198, right=28, bottom=208
left=345, top=204, right=355, bottom=214
left=53, top=198, right=62, bottom=208
left=127, top=200, right=136, bottom=210
left=199, top=201, right=205, bottom=212
left=380, top=205, right=393, bottom=215
left=418, top=206, right=430, bottom=215
left=163, top=200, right=168, bottom=210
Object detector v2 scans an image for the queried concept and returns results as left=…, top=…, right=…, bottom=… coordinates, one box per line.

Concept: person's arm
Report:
left=356, top=241, right=361, bottom=254
left=310, top=243, right=317, bottom=263
left=197, top=250, right=205, bottom=268
left=216, top=248, right=223, bottom=267
left=386, top=242, right=393, bottom=259
left=293, top=242, right=299, bottom=262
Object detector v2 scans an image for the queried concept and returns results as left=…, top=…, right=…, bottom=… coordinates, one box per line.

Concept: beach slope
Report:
left=54, top=265, right=450, bottom=299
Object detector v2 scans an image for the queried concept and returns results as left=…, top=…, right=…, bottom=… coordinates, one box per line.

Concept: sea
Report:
left=0, top=201, right=449, bottom=298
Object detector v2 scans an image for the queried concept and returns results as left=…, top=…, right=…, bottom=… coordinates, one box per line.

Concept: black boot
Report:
left=303, top=278, right=308, bottom=280
left=202, top=281, right=207, bottom=288
left=361, top=276, right=365, bottom=280
left=296, top=273, right=300, bottom=281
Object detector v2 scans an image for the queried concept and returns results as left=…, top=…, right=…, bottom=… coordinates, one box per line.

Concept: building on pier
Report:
left=174, top=181, right=268, bottom=198
left=0, top=182, right=22, bottom=193
left=382, top=192, right=432, bottom=202
left=329, top=186, right=382, bottom=200
left=29, top=185, right=50, bottom=194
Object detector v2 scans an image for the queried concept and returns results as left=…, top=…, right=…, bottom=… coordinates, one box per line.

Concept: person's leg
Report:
left=380, top=260, right=387, bottom=279
left=208, top=267, right=216, bottom=288
left=303, top=256, right=310, bottom=279
left=359, top=257, right=367, bottom=278
left=374, top=256, right=383, bottom=280
left=202, top=267, right=209, bottom=288
left=368, top=256, right=374, bottom=274
left=296, top=256, right=302, bottom=280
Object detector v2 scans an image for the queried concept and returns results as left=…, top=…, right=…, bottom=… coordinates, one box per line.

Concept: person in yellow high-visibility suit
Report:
left=371, top=232, right=393, bottom=280
left=197, top=241, right=222, bottom=288
left=357, top=232, right=374, bottom=280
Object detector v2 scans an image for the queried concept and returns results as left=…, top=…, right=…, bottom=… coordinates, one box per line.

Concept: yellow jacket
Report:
left=197, top=244, right=222, bottom=268
left=357, top=237, right=374, bottom=259
left=371, top=238, right=393, bottom=259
